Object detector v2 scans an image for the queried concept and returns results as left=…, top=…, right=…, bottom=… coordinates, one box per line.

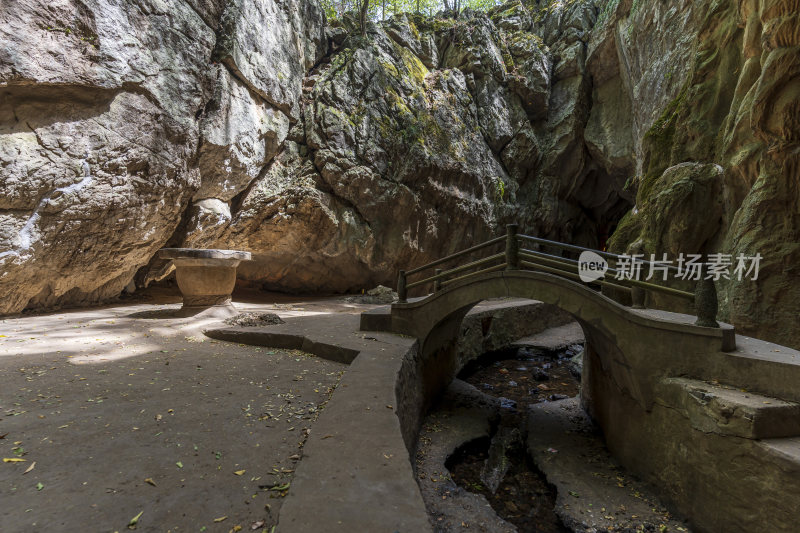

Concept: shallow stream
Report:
left=446, top=344, right=583, bottom=531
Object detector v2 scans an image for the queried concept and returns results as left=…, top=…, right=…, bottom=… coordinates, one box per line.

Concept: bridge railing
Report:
left=397, top=224, right=719, bottom=328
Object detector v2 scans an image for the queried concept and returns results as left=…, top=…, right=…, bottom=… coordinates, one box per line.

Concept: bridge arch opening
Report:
left=393, top=271, right=647, bottom=438
left=408, top=295, right=644, bottom=532
left=387, top=268, right=733, bottom=468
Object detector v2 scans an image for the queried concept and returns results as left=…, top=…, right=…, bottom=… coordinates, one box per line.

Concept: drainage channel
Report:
left=414, top=337, right=690, bottom=532
left=459, top=343, right=583, bottom=409
left=446, top=435, right=570, bottom=533
left=451, top=344, right=580, bottom=532
left=414, top=342, right=582, bottom=532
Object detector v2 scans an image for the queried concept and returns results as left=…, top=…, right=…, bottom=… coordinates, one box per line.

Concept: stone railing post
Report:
left=631, top=286, right=646, bottom=309
left=694, top=261, right=719, bottom=327
left=505, top=224, right=519, bottom=270
left=434, top=269, right=442, bottom=292
left=397, top=270, right=407, bottom=303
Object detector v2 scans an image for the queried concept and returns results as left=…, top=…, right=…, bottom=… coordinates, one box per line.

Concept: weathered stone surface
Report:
left=208, top=3, right=630, bottom=293
left=0, top=0, right=325, bottom=314
left=605, top=0, right=800, bottom=347
left=612, top=162, right=725, bottom=257
left=213, top=0, right=327, bottom=116
left=656, top=377, right=800, bottom=439
left=194, top=65, right=291, bottom=203
left=0, top=86, right=200, bottom=313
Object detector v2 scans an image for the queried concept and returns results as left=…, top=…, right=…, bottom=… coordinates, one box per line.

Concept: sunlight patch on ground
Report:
left=0, top=296, right=374, bottom=361
left=67, top=342, right=166, bottom=364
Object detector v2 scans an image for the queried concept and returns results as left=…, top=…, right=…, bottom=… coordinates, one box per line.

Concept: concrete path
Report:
left=0, top=293, right=372, bottom=532
left=205, top=313, right=432, bottom=533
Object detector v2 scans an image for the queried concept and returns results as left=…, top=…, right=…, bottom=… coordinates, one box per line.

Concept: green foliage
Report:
left=493, top=177, right=506, bottom=202
left=319, top=0, right=503, bottom=22
left=40, top=22, right=99, bottom=47
left=596, top=0, right=620, bottom=25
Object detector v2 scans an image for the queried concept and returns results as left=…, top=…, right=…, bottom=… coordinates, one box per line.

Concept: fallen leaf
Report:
left=234, top=470, right=246, bottom=476
left=128, top=510, right=144, bottom=529
left=250, top=520, right=265, bottom=530
left=176, top=461, right=183, bottom=468
left=36, top=482, right=44, bottom=491
left=214, top=516, right=228, bottom=523
left=3, top=458, right=26, bottom=463
left=229, top=526, right=242, bottom=533
left=144, top=478, right=156, bottom=486
left=24, top=462, right=35, bottom=474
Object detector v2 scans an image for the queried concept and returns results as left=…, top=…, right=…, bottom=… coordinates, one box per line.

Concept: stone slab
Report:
left=656, top=377, right=800, bottom=439
left=157, top=248, right=252, bottom=261
left=527, top=398, right=691, bottom=532
left=759, top=437, right=800, bottom=464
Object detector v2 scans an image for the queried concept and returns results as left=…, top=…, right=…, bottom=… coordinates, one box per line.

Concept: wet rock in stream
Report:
left=480, top=426, right=522, bottom=495
left=448, top=436, right=570, bottom=533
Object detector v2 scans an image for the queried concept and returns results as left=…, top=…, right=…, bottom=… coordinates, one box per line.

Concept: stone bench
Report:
left=156, top=248, right=251, bottom=317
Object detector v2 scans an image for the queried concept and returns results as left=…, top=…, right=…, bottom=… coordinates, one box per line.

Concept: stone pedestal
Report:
left=156, top=248, right=251, bottom=317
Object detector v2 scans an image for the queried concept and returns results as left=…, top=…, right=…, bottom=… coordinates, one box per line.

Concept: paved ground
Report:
left=1, top=289, right=708, bottom=533
left=527, top=399, right=689, bottom=532
left=512, top=322, right=585, bottom=351
left=0, top=289, right=372, bottom=532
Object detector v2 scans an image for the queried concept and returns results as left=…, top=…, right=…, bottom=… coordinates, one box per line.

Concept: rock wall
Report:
left=196, top=2, right=635, bottom=292
left=604, top=0, right=800, bottom=348
left=0, top=0, right=325, bottom=312
left=1, top=0, right=797, bottom=347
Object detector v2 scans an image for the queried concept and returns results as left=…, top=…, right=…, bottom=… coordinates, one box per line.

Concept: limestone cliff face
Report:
left=0, top=0, right=325, bottom=312
left=194, top=2, right=634, bottom=292
left=0, top=0, right=797, bottom=347
left=603, top=0, right=800, bottom=348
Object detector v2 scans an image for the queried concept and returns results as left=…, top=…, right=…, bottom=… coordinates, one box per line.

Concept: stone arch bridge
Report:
left=359, top=226, right=800, bottom=532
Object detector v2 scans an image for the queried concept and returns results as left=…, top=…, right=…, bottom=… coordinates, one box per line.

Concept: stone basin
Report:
left=156, top=248, right=251, bottom=317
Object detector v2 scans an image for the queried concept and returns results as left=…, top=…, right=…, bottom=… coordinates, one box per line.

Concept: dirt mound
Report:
left=224, top=312, right=285, bottom=327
